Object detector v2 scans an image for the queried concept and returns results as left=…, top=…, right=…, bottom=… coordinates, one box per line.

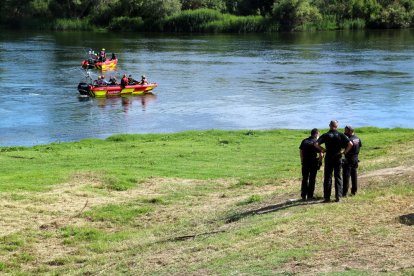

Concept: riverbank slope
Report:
left=0, top=128, right=413, bottom=274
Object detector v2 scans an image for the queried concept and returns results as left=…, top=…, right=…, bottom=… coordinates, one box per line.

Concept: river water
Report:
left=0, top=30, right=413, bottom=146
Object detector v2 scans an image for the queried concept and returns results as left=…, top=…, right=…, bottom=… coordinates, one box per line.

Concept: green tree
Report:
left=273, top=0, right=321, bottom=30
left=225, top=0, right=274, bottom=15
left=378, top=1, right=413, bottom=27
left=181, top=0, right=226, bottom=11
left=1, top=0, right=32, bottom=22
left=141, top=0, right=182, bottom=20
left=49, top=0, right=100, bottom=18
left=88, top=0, right=122, bottom=25
left=350, top=0, right=381, bottom=20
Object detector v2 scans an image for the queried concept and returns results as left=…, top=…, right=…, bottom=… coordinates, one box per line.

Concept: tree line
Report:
left=2, top=0, right=414, bottom=32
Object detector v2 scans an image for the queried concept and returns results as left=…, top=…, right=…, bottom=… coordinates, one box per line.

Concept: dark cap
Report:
left=345, top=125, right=354, bottom=132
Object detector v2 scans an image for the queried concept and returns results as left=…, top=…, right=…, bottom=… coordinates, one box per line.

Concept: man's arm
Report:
left=300, top=149, right=304, bottom=164
left=343, top=141, right=353, bottom=155
left=314, top=143, right=325, bottom=154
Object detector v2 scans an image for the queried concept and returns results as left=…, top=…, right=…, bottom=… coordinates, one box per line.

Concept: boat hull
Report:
left=78, top=82, right=158, bottom=97
left=81, top=58, right=118, bottom=71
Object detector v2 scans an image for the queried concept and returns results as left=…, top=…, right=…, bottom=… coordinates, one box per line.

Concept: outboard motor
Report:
left=78, top=82, right=91, bottom=96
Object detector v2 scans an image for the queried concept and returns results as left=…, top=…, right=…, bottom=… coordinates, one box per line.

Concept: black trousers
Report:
left=323, top=157, right=343, bottom=200
left=343, top=156, right=359, bottom=196
left=301, top=162, right=318, bottom=199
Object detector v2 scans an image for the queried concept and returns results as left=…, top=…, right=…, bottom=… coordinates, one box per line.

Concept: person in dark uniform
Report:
left=315, top=120, right=353, bottom=202
left=342, top=125, right=362, bottom=196
left=299, top=128, right=323, bottom=201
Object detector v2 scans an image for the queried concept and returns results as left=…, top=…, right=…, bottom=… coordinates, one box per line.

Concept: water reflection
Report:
left=92, top=94, right=157, bottom=112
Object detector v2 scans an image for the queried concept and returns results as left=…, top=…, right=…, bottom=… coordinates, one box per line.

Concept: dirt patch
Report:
left=360, top=165, right=414, bottom=179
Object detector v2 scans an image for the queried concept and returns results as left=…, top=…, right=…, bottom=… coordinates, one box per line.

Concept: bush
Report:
left=205, top=15, right=267, bottom=33
left=340, top=18, right=366, bottom=30
left=108, top=16, right=144, bottom=31
left=272, top=0, right=321, bottom=31
left=379, top=3, right=412, bottom=28
left=53, top=18, right=93, bottom=31
left=299, top=15, right=337, bottom=31
left=162, top=8, right=223, bottom=32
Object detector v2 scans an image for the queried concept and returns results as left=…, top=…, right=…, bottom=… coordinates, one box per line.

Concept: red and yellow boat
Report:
left=81, top=58, right=118, bottom=71
left=78, top=82, right=158, bottom=97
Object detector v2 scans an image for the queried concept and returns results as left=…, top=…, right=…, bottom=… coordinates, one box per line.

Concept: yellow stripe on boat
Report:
left=131, top=91, right=145, bottom=95
left=121, top=88, right=134, bottom=93
left=94, top=90, right=107, bottom=97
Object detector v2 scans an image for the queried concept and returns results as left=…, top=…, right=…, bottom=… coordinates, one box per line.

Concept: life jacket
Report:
left=121, top=77, right=128, bottom=87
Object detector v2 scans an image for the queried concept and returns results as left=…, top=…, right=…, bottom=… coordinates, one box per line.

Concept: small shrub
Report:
left=102, top=176, right=136, bottom=191
left=237, top=194, right=262, bottom=206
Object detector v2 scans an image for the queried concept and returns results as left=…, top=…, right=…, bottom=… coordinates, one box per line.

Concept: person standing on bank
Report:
left=299, top=128, right=324, bottom=201
left=315, top=120, right=353, bottom=202
left=342, top=125, right=362, bottom=196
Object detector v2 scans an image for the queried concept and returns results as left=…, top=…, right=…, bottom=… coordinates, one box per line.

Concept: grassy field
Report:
left=0, top=128, right=413, bottom=275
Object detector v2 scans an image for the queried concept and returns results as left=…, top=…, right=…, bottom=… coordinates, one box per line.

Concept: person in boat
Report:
left=140, top=75, right=149, bottom=85
left=121, top=74, right=129, bottom=88
left=96, top=75, right=106, bottom=86
left=93, top=76, right=99, bottom=85
left=99, top=48, right=106, bottom=62
left=109, top=76, right=117, bottom=85
left=128, top=74, right=138, bottom=85
left=111, top=53, right=116, bottom=60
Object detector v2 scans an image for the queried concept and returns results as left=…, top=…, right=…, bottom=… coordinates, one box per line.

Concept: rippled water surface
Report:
left=0, top=30, right=413, bottom=146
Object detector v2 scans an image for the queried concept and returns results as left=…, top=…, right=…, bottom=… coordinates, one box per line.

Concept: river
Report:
left=0, top=30, right=413, bottom=146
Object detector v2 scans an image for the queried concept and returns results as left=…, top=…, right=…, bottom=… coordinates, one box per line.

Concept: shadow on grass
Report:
left=399, top=213, right=414, bottom=226
left=167, top=198, right=326, bottom=242
left=226, top=198, right=324, bottom=223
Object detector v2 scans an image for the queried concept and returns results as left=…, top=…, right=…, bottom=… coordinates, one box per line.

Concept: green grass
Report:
left=53, top=18, right=94, bottom=31
left=83, top=203, right=153, bottom=224
left=0, top=128, right=413, bottom=274
left=0, top=128, right=413, bottom=193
